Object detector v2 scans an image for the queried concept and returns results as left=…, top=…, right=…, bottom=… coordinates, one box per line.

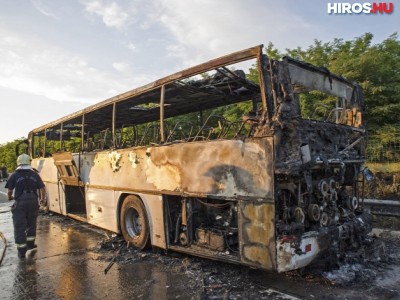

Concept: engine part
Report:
left=294, top=207, right=305, bottom=223
left=320, top=212, right=329, bottom=227
left=179, top=232, right=188, bottom=246
left=318, top=180, right=329, bottom=197
left=347, top=196, right=358, bottom=210
left=308, top=204, right=321, bottom=222
left=328, top=179, right=337, bottom=193
left=195, top=228, right=225, bottom=251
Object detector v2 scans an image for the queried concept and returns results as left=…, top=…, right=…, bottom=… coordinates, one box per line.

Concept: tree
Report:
left=0, top=138, right=27, bottom=173
left=256, top=33, right=400, bottom=140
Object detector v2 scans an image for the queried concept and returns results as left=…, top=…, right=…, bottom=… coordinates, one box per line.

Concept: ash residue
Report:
left=93, top=228, right=400, bottom=299
left=307, top=235, right=389, bottom=286
left=95, top=234, right=300, bottom=299
left=37, top=213, right=400, bottom=299
left=323, top=264, right=377, bottom=285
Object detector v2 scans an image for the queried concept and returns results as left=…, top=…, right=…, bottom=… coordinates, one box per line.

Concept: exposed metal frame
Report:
left=30, top=45, right=264, bottom=136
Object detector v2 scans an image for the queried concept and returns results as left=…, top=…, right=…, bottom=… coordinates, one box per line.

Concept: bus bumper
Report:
left=276, top=231, right=324, bottom=273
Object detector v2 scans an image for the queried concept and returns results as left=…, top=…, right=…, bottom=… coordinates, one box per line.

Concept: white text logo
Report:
left=328, top=2, right=394, bottom=14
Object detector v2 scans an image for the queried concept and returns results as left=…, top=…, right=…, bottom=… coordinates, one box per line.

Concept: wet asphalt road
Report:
left=0, top=181, right=299, bottom=300
left=0, top=189, right=203, bottom=299
left=1, top=181, right=400, bottom=300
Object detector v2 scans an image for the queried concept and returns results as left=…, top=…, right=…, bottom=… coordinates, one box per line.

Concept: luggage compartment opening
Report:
left=65, top=185, right=87, bottom=221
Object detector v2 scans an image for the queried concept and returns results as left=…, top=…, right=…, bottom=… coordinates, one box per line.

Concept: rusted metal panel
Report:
left=239, top=200, right=276, bottom=270
left=145, top=138, right=274, bottom=199
left=52, top=152, right=83, bottom=186
left=76, top=138, right=273, bottom=199
left=287, top=62, right=354, bottom=101
left=79, top=150, right=158, bottom=192
left=159, top=85, right=166, bottom=143
left=54, top=138, right=274, bottom=252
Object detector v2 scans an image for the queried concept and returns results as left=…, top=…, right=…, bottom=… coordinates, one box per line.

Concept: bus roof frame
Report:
left=30, top=45, right=264, bottom=136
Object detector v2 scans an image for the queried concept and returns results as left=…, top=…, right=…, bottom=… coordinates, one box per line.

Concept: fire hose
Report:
left=0, top=232, right=6, bottom=266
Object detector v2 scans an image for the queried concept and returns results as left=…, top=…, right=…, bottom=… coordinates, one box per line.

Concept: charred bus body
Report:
left=28, top=45, right=371, bottom=272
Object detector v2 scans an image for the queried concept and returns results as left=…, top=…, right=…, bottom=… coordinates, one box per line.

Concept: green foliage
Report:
left=266, top=42, right=282, bottom=60
left=299, top=92, right=337, bottom=120
left=375, top=124, right=400, bottom=144
left=246, top=66, right=260, bottom=85
left=287, top=33, right=399, bottom=132
left=212, top=101, right=253, bottom=122
left=0, top=138, right=27, bottom=172
left=260, top=33, right=400, bottom=147
left=247, top=34, right=400, bottom=164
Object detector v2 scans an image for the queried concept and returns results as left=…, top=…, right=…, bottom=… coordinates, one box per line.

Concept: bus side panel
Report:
left=145, top=138, right=274, bottom=199
left=76, top=153, right=117, bottom=232
left=233, top=137, right=275, bottom=270
left=82, top=150, right=157, bottom=191
left=78, top=153, right=165, bottom=238
left=86, top=188, right=116, bottom=232
left=81, top=139, right=273, bottom=200
left=32, top=157, right=66, bottom=215
left=46, top=183, right=65, bottom=214
left=133, top=193, right=165, bottom=249
left=239, top=200, right=276, bottom=270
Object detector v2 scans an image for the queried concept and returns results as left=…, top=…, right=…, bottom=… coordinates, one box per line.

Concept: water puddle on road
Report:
left=3, top=253, right=204, bottom=299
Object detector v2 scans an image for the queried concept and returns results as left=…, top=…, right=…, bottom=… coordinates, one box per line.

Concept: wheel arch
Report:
left=116, top=192, right=154, bottom=244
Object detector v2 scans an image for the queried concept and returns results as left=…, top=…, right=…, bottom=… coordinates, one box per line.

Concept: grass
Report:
left=364, top=163, right=400, bottom=199
left=366, top=162, right=400, bottom=174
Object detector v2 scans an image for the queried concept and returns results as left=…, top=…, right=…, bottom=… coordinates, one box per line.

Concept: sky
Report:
left=0, top=0, right=398, bottom=144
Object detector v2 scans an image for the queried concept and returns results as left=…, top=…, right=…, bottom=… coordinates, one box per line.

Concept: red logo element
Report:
left=371, top=2, right=394, bottom=14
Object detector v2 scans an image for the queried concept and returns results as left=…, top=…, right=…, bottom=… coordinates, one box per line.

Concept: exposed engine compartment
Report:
left=272, top=119, right=372, bottom=270
left=165, top=196, right=240, bottom=257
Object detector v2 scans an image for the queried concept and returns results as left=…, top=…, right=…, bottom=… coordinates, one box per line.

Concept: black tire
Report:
left=120, top=195, right=150, bottom=249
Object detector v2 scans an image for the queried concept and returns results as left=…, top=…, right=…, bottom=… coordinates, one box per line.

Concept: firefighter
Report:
left=5, top=154, right=46, bottom=259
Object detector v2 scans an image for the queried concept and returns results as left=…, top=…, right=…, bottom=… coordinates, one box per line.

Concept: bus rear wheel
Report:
left=120, top=195, right=150, bottom=249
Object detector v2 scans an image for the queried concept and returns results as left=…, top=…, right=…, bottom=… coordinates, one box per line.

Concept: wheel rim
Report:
left=125, top=207, right=141, bottom=239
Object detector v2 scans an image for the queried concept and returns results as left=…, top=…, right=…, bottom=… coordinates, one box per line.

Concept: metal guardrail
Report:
left=363, top=198, right=400, bottom=218
left=364, top=199, right=400, bottom=207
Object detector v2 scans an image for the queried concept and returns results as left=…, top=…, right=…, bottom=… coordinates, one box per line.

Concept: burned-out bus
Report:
left=28, top=45, right=371, bottom=272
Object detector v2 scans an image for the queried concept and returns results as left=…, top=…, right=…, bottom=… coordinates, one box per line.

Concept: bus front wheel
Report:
left=120, top=195, right=150, bottom=249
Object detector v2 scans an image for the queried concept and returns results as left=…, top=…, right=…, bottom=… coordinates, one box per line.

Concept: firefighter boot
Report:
left=17, top=246, right=27, bottom=259
left=27, top=241, right=37, bottom=250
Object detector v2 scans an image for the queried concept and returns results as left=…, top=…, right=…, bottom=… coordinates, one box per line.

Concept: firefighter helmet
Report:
left=16, top=154, right=31, bottom=166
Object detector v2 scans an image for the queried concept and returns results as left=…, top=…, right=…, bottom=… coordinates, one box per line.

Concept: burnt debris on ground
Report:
left=38, top=212, right=400, bottom=299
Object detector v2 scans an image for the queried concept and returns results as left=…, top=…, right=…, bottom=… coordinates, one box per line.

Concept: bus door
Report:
left=52, top=152, right=87, bottom=220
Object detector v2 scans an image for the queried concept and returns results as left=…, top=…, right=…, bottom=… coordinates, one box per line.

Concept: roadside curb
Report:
left=371, top=228, right=400, bottom=238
